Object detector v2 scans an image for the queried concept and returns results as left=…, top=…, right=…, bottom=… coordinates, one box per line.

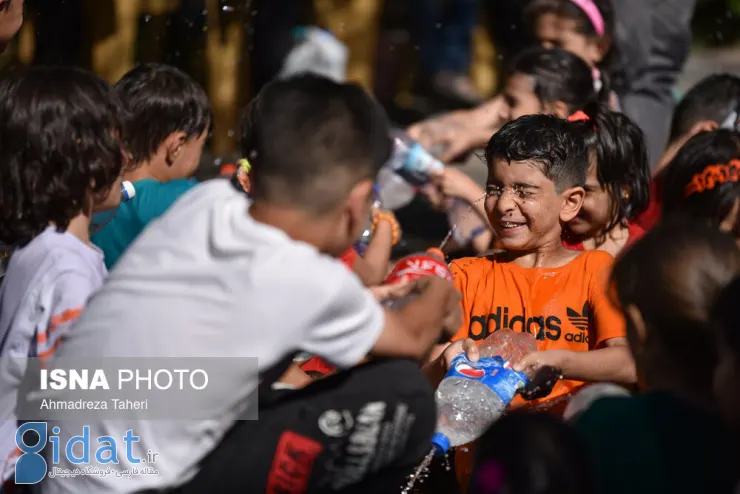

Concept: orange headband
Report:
left=568, top=111, right=590, bottom=123
left=684, top=159, right=740, bottom=197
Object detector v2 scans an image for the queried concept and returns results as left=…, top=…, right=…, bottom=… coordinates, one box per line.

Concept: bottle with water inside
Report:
left=431, top=330, right=537, bottom=454
left=376, top=130, right=445, bottom=210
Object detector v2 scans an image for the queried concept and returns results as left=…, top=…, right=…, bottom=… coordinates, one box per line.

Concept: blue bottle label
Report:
left=443, top=354, right=529, bottom=405
left=397, top=143, right=441, bottom=186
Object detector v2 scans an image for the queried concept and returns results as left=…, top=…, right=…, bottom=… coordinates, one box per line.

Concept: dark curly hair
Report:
left=485, top=113, right=588, bottom=192
left=115, top=63, right=212, bottom=164
left=0, top=66, right=127, bottom=247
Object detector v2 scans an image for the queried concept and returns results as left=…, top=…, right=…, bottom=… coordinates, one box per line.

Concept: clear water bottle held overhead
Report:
left=431, top=330, right=537, bottom=455
left=376, top=131, right=445, bottom=211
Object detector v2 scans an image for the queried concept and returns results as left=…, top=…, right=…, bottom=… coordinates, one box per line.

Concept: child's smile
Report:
left=485, top=159, right=564, bottom=250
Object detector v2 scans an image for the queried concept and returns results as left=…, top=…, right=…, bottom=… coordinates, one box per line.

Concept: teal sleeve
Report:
left=136, top=179, right=197, bottom=225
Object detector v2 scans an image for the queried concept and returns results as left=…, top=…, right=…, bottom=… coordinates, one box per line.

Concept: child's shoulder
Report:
left=570, top=249, right=615, bottom=272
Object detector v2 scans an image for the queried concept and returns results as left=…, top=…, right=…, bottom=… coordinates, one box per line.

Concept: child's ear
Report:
left=721, top=197, right=740, bottom=235
left=345, top=179, right=375, bottom=240
left=164, top=132, right=188, bottom=166
left=548, top=100, right=571, bottom=119
left=559, top=186, right=585, bottom=222
left=591, top=36, right=611, bottom=64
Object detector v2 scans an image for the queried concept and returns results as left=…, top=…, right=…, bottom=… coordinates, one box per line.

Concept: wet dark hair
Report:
left=670, top=74, right=740, bottom=142
left=570, top=102, right=650, bottom=231
left=485, top=113, right=588, bottom=191
left=507, top=46, right=605, bottom=112
left=241, top=74, right=392, bottom=214
left=115, top=63, right=212, bottom=164
left=0, top=66, right=127, bottom=247
left=558, top=0, right=617, bottom=74
left=611, top=216, right=740, bottom=386
left=471, top=411, right=592, bottom=494
left=661, top=130, right=740, bottom=231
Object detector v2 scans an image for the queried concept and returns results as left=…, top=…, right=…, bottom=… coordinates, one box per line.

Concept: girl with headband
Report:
left=563, top=102, right=651, bottom=256
left=525, top=0, right=619, bottom=109
left=662, top=129, right=740, bottom=240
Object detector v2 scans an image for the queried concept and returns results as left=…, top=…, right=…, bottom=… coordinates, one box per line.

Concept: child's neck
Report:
left=64, top=213, right=93, bottom=245
left=124, top=159, right=169, bottom=183
left=248, top=200, right=336, bottom=255
left=500, top=239, right=579, bottom=269
left=582, top=223, right=630, bottom=257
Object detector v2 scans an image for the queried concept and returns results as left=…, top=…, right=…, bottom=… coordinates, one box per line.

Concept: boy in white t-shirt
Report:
left=38, top=74, right=462, bottom=494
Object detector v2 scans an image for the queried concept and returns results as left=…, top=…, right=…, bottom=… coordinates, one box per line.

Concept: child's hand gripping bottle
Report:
left=431, top=330, right=537, bottom=455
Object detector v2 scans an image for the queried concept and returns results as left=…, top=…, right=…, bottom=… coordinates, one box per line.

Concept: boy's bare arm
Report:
left=370, top=277, right=462, bottom=361
left=514, top=337, right=637, bottom=384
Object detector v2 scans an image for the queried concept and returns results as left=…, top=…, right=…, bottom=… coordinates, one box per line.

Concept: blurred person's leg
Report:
left=205, top=0, right=246, bottom=156
left=315, top=0, right=383, bottom=92
left=410, top=0, right=482, bottom=106
left=613, top=0, right=697, bottom=169
left=174, top=359, right=436, bottom=493
left=86, top=0, right=141, bottom=83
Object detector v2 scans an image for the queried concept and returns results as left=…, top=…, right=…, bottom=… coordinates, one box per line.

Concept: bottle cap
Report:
left=426, top=248, right=445, bottom=261
left=431, top=433, right=450, bottom=456
left=121, top=181, right=136, bottom=202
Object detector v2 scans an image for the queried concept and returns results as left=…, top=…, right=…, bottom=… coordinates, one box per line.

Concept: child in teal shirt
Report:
left=93, top=63, right=212, bottom=268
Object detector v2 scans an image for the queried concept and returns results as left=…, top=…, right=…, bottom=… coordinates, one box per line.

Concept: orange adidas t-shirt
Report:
left=450, top=250, right=626, bottom=491
left=450, top=249, right=626, bottom=408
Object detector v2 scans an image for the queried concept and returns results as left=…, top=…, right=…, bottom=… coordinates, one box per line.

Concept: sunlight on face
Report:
left=484, top=159, right=564, bottom=251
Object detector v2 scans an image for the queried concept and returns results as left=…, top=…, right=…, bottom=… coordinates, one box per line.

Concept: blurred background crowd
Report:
left=2, top=0, right=736, bottom=178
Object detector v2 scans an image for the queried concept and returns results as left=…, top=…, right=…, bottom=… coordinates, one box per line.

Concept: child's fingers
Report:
left=461, top=338, right=479, bottom=362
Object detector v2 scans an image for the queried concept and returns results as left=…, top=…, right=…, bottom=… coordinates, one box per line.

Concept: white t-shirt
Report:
left=39, top=179, right=384, bottom=493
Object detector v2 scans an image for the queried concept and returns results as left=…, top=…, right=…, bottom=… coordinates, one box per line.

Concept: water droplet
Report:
left=222, top=5, right=234, bottom=12
left=143, top=14, right=152, bottom=22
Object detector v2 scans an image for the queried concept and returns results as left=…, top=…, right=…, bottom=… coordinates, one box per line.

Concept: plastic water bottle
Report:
left=279, top=27, right=348, bottom=83
left=377, top=131, right=446, bottom=210
left=353, top=185, right=382, bottom=256
left=478, top=329, right=538, bottom=362
left=431, top=354, right=529, bottom=454
left=120, top=181, right=135, bottom=202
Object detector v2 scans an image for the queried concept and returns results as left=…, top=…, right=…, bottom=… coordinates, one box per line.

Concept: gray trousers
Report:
left=613, top=0, right=697, bottom=169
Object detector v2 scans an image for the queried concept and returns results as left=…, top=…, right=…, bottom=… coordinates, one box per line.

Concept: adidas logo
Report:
left=566, top=302, right=590, bottom=332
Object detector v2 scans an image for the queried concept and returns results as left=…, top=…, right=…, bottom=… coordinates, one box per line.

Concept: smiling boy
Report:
left=449, top=114, right=636, bottom=492
left=450, top=114, right=635, bottom=407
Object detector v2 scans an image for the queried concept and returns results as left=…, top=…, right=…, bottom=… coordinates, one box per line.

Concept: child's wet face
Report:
left=567, top=160, right=614, bottom=237
left=484, top=159, right=564, bottom=250
left=501, top=74, right=542, bottom=122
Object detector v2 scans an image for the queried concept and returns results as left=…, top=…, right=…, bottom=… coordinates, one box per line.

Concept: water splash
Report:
left=401, top=449, right=436, bottom=494
left=438, top=193, right=488, bottom=254
left=443, top=453, right=452, bottom=471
